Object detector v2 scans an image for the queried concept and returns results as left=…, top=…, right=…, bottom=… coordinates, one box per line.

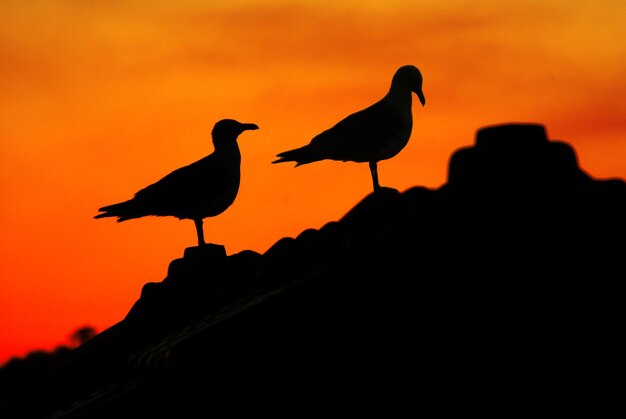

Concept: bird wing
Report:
left=310, top=101, right=406, bottom=162
left=132, top=155, right=236, bottom=218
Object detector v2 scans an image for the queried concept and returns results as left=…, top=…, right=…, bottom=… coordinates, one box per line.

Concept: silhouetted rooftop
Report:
left=2, top=123, right=624, bottom=417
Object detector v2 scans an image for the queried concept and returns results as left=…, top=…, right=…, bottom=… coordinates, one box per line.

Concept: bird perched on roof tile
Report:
left=95, top=119, right=259, bottom=246
left=272, top=65, right=425, bottom=192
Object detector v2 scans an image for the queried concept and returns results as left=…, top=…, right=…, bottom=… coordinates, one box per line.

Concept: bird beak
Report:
left=241, top=123, right=259, bottom=131
left=416, top=90, right=426, bottom=106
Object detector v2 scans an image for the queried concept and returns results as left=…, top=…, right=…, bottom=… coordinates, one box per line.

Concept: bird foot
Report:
left=374, top=186, right=398, bottom=193
left=184, top=243, right=227, bottom=260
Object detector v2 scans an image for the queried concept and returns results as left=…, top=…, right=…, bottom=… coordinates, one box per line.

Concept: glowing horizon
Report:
left=1, top=0, right=625, bottom=364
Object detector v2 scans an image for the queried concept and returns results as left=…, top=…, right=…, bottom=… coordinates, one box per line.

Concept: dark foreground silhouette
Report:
left=273, top=65, right=425, bottom=192
left=94, top=119, right=259, bottom=246
left=2, top=123, right=624, bottom=416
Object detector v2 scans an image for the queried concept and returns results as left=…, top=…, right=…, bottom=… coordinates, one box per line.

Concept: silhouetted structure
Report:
left=2, top=123, right=624, bottom=417
left=273, top=65, right=425, bottom=191
left=94, top=119, right=259, bottom=246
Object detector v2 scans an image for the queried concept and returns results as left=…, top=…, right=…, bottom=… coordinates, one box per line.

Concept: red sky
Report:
left=1, top=0, right=625, bottom=365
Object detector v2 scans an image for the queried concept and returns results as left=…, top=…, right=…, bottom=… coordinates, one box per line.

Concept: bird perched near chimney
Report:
left=272, top=65, right=426, bottom=191
left=95, top=119, right=259, bottom=246
left=272, top=65, right=425, bottom=192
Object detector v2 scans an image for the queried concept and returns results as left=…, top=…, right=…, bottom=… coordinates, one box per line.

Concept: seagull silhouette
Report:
left=94, top=119, right=259, bottom=246
left=272, top=65, right=425, bottom=192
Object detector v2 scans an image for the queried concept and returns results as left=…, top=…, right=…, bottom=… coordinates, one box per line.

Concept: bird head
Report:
left=212, top=119, right=259, bottom=147
left=393, top=65, right=426, bottom=106
left=212, top=119, right=259, bottom=138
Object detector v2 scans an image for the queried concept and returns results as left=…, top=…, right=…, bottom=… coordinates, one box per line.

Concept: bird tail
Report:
left=94, top=200, right=140, bottom=222
left=272, top=146, right=317, bottom=166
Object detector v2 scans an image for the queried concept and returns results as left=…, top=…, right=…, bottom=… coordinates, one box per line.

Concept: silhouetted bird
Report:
left=272, top=65, right=425, bottom=192
left=95, top=119, right=259, bottom=246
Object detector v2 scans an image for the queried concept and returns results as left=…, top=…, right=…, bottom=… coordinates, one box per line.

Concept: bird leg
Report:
left=369, top=161, right=381, bottom=192
left=194, top=219, right=206, bottom=246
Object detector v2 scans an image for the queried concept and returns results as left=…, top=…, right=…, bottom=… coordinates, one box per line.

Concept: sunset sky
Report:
left=1, top=0, right=625, bottom=365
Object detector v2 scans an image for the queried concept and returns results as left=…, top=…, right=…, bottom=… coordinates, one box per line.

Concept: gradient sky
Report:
left=1, top=0, right=625, bottom=365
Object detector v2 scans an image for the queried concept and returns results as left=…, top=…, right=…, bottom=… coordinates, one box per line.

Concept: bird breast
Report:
left=378, top=110, right=412, bottom=161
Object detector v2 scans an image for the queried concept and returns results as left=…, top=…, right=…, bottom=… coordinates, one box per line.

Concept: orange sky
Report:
left=1, top=0, right=625, bottom=365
